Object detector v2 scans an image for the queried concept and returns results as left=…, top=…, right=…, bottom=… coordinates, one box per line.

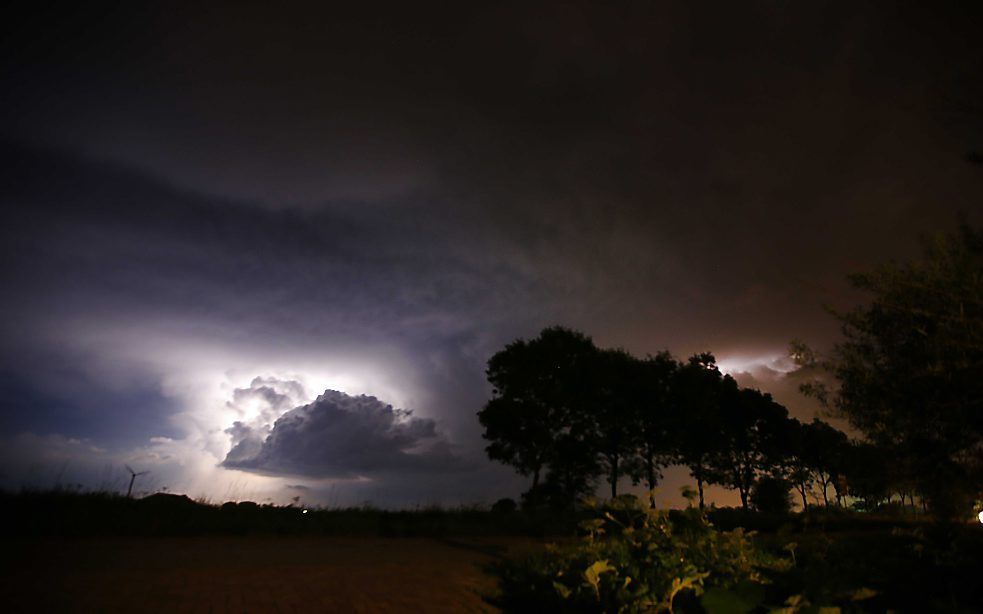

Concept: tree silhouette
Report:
left=782, top=418, right=849, bottom=509
left=750, top=475, right=794, bottom=514
left=586, top=348, right=643, bottom=499
left=708, top=385, right=790, bottom=511
left=798, top=223, right=983, bottom=518
left=838, top=442, right=892, bottom=511
left=478, top=396, right=551, bottom=489
left=671, top=353, right=727, bottom=509
left=783, top=419, right=817, bottom=510
left=800, top=419, right=850, bottom=507
left=478, top=326, right=599, bottom=503
left=628, top=351, right=678, bottom=508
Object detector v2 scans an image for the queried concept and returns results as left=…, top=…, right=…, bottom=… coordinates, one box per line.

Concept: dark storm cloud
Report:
left=222, top=389, right=463, bottom=479
left=1, top=1, right=982, bottom=503
left=4, top=1, right=979, bottom=358
left=0, top=138, right=550, bottom=445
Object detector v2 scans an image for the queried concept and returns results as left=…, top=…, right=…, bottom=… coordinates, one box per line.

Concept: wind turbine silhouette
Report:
left=124, top=464, right=149, bottom=498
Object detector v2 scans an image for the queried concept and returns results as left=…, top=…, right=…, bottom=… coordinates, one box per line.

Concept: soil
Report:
left=1, top=536, right=542, bottom=612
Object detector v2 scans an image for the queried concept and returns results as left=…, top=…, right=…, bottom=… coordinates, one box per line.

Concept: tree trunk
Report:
left=609, top=455, right=619, bottom=499
left=739, top=487, right=749, bottom=511
left=820, top=477, right=829, bottom=507
left=532, top=467, right=540, bottom=490
left=799, top=484, right=808, bottom=510
left=697, top=476, right=705, bottom=510
left=646, top=453, right=657, bottom=508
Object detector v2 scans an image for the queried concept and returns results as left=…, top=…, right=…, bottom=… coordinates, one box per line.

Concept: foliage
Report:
left=585, top=348, right=647, bottom=499
left=670, top=354, right=730, bottom=509
left=796, top=223, right=983, bottom=518
left=708, top=385, right=790, bottom=511
left=782, top=419, right=850, bottom=509
left=761, top=522, right=983, bottom=612
left=836, top=442, right=892, bottom=511
left=627, top=351, right=678, bottom=507
left=479, top=326, right=601, bottom=503
left=492, top=497, right=518, bottom=514
left=750, top=476, right=794, bottom=515
left=479, top=328, right=860, bottom=515
left=489, top=495, right=777, bottom=613
left=798, top=419, right=850, bottom=507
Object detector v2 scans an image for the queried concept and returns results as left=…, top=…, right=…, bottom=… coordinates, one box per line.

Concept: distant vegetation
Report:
left=1, top=489, right=579, bottom=538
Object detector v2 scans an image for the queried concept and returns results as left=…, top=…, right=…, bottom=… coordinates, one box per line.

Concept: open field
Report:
left=5, top=493, right=983, bottom=612
left=1, top=535, right=545, bottom=613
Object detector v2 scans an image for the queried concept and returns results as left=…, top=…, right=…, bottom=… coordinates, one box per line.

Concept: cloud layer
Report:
left=1, top=2, right=981, bottom=506
left=223, top=389, right=462, bottom=479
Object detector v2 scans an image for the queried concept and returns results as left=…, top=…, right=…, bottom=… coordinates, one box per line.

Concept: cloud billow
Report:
left=222, top=389, right=461, bottom=479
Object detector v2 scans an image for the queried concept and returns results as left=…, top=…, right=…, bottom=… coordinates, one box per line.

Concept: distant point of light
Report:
left=302, top=509, right=308, bottom=514
left=978, top=510, right=982, bottom=524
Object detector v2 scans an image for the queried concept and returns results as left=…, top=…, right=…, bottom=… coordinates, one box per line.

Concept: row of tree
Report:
left=478, top=327, right=856, bottom=511
left=480, top=223, right=982, bottom=518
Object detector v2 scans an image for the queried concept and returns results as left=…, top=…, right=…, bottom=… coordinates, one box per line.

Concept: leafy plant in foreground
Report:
left=489, top=495, right=780, bottom=612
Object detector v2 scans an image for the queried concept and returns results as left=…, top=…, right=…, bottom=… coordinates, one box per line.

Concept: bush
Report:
left=489, top=495, right=780, bottom=612
left=750, top=476, right=793, bottom=515
left=491, top=498, right=518, bottom=514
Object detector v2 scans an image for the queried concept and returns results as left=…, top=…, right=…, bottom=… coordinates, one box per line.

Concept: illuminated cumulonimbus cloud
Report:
left=222, top=388, right=462, bottom=479
left=222, top=376, right=311, bottom=464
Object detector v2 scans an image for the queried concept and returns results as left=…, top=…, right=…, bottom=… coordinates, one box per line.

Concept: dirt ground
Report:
left=1, top=536, right=541, bottom=613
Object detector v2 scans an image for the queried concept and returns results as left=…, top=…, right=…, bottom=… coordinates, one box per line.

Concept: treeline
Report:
left=478, top=327, right=903, bottom=513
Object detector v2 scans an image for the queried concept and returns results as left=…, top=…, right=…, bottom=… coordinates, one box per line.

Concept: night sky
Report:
left=1, top=1, right=981, bottom=507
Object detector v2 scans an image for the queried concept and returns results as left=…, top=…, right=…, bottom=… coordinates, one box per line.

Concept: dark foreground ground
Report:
left=4, top=493, right=982, bottom=612
left=1, top=536, right=540, bottom=613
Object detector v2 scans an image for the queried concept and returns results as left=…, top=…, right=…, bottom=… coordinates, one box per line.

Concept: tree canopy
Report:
left=707, top=385, right=790, bottom=511
left=479, top=328, right=852, bottom=512
left=797, top=222, right=983, bottom=518
left=478, top=326, right=600, bottom=506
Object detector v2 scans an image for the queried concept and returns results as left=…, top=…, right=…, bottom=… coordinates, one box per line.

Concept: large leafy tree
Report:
left=586, top=348, right=644, bottom=499
left=797, top=223, right=983, bottom=518
left=671, top=353, right=728, bottom=509
left=628, top=351, right=678, bottom=508
left=783, top=418, right=850, bottom=509
left=800, top=419, right=850, bottom=507
left=708, top=385, right=790, bottom=511
left=838, top=441, right=893, bottom=511
left=478, top=326, right=600, bottom=500
left=783, top=419, right=816, bottom=510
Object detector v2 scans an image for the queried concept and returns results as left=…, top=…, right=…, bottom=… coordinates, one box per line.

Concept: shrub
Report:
left=492, top=498, right=518, bottom=514
left=489, top=495, right=779, bottom=612
left=750, top=476, right=794, bottom=515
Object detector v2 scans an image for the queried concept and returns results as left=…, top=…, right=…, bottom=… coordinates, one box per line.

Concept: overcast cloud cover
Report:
left=0, top=1, right=981, bottom=507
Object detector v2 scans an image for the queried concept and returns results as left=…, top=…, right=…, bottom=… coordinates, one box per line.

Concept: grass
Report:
left=7, top=489, right=983, bottom=611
